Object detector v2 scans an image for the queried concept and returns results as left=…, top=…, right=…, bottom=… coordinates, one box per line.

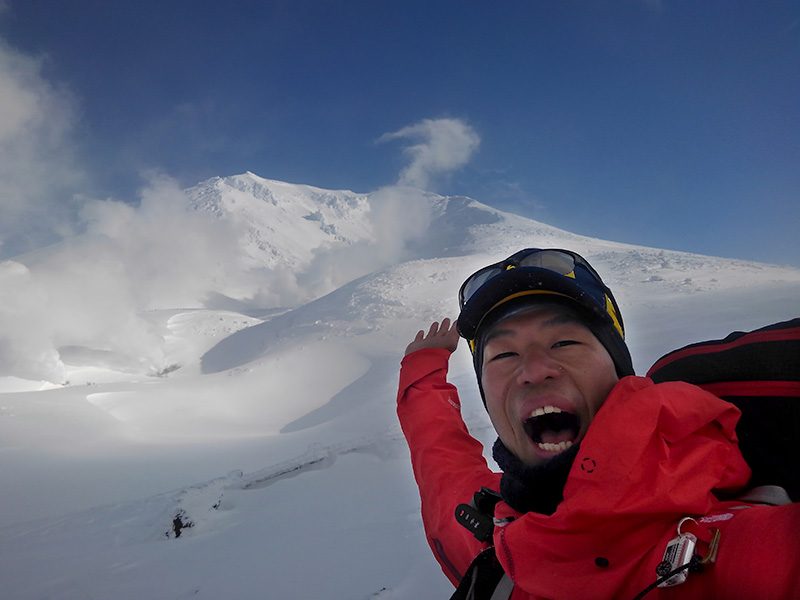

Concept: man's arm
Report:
left=398, top=319, right=500, bottom=585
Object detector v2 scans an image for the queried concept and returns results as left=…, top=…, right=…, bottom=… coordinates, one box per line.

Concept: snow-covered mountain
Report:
left=184, top=171, right=588, bottom=276
left=1, top=173, right=799, bottom=599
left=187, top=172, right=375, bottom=270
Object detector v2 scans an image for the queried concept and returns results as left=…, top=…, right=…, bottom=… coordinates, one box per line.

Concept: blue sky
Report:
left=1, top=0, right=798, bottom=265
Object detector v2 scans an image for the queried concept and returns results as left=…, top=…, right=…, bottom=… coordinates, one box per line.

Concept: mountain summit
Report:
left=187, top=172, right=374, bottom=269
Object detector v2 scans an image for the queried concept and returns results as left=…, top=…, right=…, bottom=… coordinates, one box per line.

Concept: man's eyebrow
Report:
left=482, top=313, right=582, bottom=345
left=482, top=327, right=514, bottom=345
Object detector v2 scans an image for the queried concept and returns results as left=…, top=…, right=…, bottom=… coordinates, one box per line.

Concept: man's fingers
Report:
left=429, top=318, right=458, bottom=339
left=405, top=318, right=459, bottom=355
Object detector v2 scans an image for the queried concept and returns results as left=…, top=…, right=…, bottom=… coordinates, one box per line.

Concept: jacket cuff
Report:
left=398, top=348, right=452, bottom=393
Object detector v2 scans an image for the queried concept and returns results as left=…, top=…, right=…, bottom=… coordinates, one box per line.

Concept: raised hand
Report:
left=405, top=318, right=460, bottom=356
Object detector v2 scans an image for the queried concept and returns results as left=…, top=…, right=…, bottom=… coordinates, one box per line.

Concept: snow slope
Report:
left=1, top=174, right=799, bottom=599
left=187, top=173, right=375, bottom=270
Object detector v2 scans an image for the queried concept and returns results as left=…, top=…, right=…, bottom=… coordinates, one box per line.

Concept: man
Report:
left=397, top=248, right=799, bottom=599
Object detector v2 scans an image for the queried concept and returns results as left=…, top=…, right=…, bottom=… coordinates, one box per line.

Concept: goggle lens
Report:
left=460, top=267, right=503, bottom=303
left=459, top=249, right=581, bottom=308
left=517, top=249, right=576, bottom=273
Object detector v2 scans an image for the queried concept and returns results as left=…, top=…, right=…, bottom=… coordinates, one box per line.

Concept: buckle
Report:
left=454, top=487, right=503, bottom=542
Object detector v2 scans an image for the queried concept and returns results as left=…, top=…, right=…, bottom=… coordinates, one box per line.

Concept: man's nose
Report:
left=515, top=348, right=562, bottom=385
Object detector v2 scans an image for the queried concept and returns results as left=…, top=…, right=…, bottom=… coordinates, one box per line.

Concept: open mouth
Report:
left=523, top=406, right=581, bottom=453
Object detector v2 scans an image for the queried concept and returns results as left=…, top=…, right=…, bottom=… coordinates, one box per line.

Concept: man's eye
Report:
left=489, top=351, right=517, bottom=361
left=552, top=340, right=579, bottom=349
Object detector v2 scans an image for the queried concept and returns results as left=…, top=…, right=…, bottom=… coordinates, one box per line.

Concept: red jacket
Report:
left=398, top=348, right=800, bottom=599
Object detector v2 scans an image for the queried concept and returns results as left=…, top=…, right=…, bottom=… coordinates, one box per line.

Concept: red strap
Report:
left=698, top=380, right=800, bottom=398
left=648, top=327, right=800, bottom=375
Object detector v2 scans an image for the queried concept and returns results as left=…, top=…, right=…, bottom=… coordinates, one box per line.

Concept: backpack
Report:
left=647, top=317, right=800, bottom=501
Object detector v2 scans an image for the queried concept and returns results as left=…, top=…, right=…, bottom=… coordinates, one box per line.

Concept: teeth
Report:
left=530, top=405, right=563, bottom=418
left=537, top=440, right=573, bottom=452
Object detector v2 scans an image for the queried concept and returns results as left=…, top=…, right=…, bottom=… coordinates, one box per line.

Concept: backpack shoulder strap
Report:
left=450, top=487, right=514, bottom=600
left=449, top=547, right=511, bottom=600
left=490, top=574, right=514, bottom=600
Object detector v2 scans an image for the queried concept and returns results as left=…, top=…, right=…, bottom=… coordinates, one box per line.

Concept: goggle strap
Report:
left=605, top=295, right=624, bottom=338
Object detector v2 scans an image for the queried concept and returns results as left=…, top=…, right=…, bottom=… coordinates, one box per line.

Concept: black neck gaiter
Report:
left=491, top=438, right=580, bottom=516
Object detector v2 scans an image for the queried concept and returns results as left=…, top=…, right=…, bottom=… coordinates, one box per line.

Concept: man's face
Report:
left=481, top=306, right=619, bottom=467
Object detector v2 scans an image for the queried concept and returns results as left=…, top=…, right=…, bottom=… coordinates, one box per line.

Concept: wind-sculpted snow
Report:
left=0, top=434, right=457, bottom=599
left=200, top=255, right=478, bottom=373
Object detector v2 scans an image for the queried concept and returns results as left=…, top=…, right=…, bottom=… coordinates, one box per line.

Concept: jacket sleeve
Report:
left=397, top=348, right=501, bottom=586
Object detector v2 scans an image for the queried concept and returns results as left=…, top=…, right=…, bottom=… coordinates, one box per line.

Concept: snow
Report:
left=187, top=172, right=374, bottom=271
left=1, top=174, right=799, bottom=598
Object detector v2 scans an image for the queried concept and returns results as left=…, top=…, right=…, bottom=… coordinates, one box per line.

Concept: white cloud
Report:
left=378, top=118, right=480, bottom=189
left=0, top=38, right=85, bottom=256
left=0, top=260, right=65, bottom=382
left=0, top=173, right=441, bottom=382
left=297, top=186, right=433, bottom=297
left=77, top=174, right=248, bottom=309
left=298, top=118, right=479, bottom=298
left=0, top=174, right=259, bottom=382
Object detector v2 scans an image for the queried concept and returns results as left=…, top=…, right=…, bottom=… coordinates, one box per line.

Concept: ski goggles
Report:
left=456, top=248, right=625, bottom=348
